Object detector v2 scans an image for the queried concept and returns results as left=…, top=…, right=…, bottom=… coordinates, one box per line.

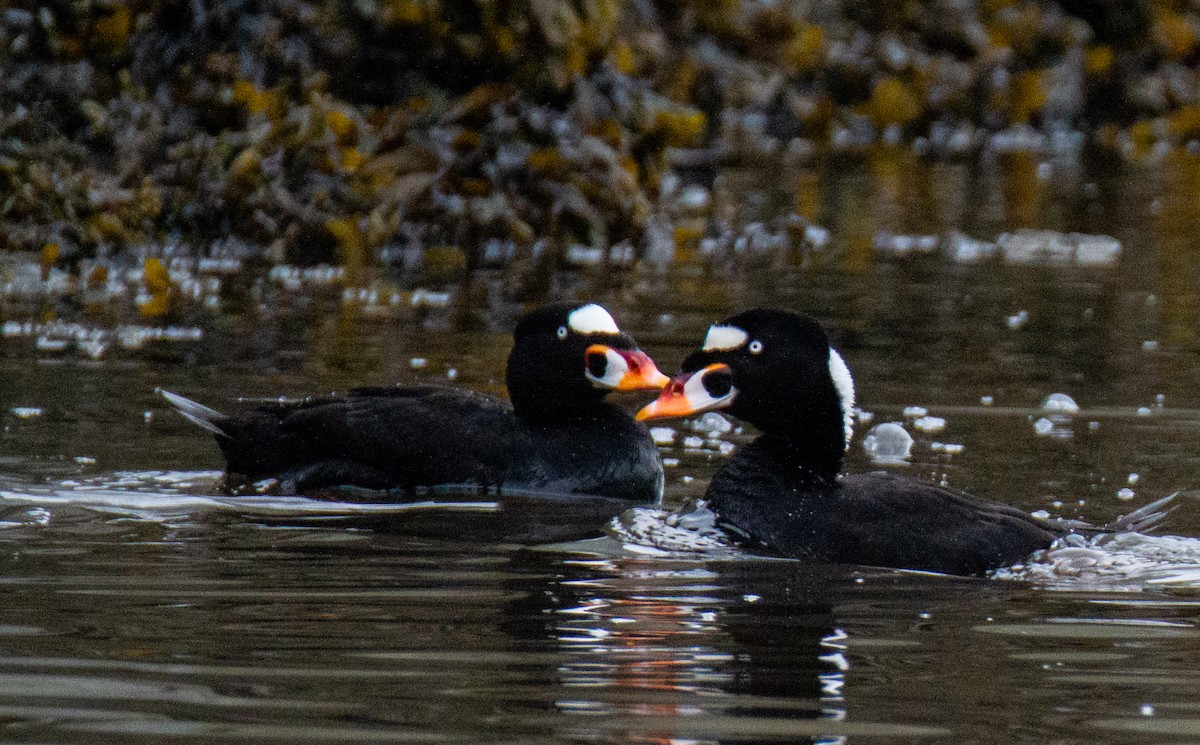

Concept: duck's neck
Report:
left=509, top=383, right=611, bottom=424
left=755, top=420, right=846, bottom=487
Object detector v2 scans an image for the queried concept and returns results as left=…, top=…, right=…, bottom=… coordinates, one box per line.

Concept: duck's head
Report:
left=638, top=309, right=855, bottom=466
left=507, top=302, right=669, bottom=418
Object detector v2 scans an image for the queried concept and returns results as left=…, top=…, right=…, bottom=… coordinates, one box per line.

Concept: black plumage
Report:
left=164, top=303, right=666, bottom=502
left=640, top=309, right=1166, bottom=576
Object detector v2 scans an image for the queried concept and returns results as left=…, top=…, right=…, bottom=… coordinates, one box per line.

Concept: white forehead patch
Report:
left=702, top=324, right=749, bottom=351
left=567, top=304, right=620, bottom=335
left=828, top=348, right=856, bottom=448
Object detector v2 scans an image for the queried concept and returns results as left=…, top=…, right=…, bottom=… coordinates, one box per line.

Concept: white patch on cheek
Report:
left=828, top=348, right=856, bottom=448
left=568, top=304, right=621, bottom=335
left=702, top=324, right=749, bottom=351
left=586, top=347, right=627, bottom=388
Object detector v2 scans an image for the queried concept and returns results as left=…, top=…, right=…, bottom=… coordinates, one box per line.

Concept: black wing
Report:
left=711, top=466, right=1060, bottom=576
left=216, top=385, right=523, bottom=491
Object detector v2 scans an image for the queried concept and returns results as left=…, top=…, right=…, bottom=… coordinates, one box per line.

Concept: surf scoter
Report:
left=636, top=309, right=1168, bottom=576
left=162, top=302, right=669, bottom=501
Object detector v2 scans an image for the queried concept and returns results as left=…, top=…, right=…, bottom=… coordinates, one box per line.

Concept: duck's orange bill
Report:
left=637, top=363, right=734, bottom=421
left=636, top=372, right=700, bottom=421
left=587, top=345, right=671, bottom=391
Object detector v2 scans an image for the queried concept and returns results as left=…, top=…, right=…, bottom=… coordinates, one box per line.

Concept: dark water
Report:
left=2, top=152, right=1200, bottom=742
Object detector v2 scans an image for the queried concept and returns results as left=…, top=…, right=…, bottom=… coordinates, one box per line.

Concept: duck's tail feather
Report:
left=1105, top=492, right=1180, bottom=534
left=157, top=388, right=228, bottom=436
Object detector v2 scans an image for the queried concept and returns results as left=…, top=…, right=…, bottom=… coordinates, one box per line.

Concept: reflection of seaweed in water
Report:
left=502, top=551, right=848, bottom=743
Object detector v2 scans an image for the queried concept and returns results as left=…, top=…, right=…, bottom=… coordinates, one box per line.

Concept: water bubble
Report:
left=980, top=395, right=994, bottom=406
left=902, top=406, right=928, bottom=418
left=1140, top=705, right=1155, bottom=717
left=1006, top=310, right=1029, bottom=330
left=446, top=368, right=458, bottom=380
left=11, top=407, right=43, bottom=418
left=1128, top=473, right=1140, bottom=485
left=649, top=427, right=676, bottom=445
left=1137, top=407, right=1152, bottom=417
left=1041, top=393, right=1079, bottom=414
left=1117, top=488, right=1136, bottom=501
left=863, top=422, right=913, bottom=465
left=409, top=357, right=428, bottom=369
left=682, top=435, right=704, bottom=449
left=1033, top=417, right=1054, bottom=436
left=688, top=412, right=732, bottom=436
left=1142, top=340, right=1159, bottom=351
left=913, top=416, right=946, bottom=433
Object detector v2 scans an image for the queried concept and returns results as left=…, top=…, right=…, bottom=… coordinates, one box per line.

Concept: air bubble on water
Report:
left=689, top=412, right=732, bottom=436
left=10, top=407, right=43, bottom=418
left=1128, top=473, right=1140, bottom=485
left=409, top=358, right=428, bottom=369
left=1117, top=488, right=1135, bottom=501
left=1033, top=417, right=1054, bottom=436
left=1088, top=421, right=1099, bottom=430
left=1031, top=510, right=1050, bottom=519
left=902, top=406, right=928, bottom=418
left=1041, top=393, right=1079, bottom=414
left=1137, top=407, right=1152, bottom=417
left=446, top=368, right=458, bottom=380
left=1155, top=394, right=1165, bottom=408
left=1006, top=310, right=1029, bottom=330
left=862, top=422, right=913, bottom=465
left=682, top=435, right=704, bottom=449
left=913, top=416, right=946, bottom=433
left=650, top=427, right=676, bottom=445
left=980, top=395, right=994, bottom=406
left=662, top=458, right=679, bottom=468
left=1140, top=705, right=1155, bottom=717
left=1142, top=340, right=1159, bottom=351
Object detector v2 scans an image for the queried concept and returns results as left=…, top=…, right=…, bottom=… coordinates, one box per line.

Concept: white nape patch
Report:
left=828, top=348, right=856, bottom=448
left=568, top=304, right=620, bottom=335
left=702, top=324, right=749, bottom=351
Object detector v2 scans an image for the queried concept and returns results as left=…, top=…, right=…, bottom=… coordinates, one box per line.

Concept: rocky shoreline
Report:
left=0, top=0, right=1190, bottom=302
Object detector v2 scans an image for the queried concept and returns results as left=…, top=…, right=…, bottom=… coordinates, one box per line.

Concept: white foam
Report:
left=567, top=304, right=620, bottom=335
left=701, top=324, right=748, bottom=351
left=828, top=349, right=856, bottom=447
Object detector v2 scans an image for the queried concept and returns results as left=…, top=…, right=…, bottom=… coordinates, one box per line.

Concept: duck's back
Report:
left=215, top=385, right=662, bottom=501
left=709, top=451, right=1061, bottom=575
left=218, top=385, right=521, bottom=492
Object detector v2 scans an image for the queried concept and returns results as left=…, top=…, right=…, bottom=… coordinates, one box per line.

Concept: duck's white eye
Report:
left=557, top=325, right=569, bottom=340
left=749, top=340, right=764, bottom=354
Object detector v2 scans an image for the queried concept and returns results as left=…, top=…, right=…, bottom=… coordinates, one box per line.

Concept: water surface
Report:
left=2, top=154, right=1200, bottom=742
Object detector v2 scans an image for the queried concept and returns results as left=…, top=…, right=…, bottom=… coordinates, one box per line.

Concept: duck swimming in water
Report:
left=636, top=308, right=1170, bottom=576
left=162, top=302, right=669, bottom=502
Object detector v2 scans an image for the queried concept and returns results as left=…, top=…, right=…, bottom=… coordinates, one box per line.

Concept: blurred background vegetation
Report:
left=2, top=0, right=1198, bottom=296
